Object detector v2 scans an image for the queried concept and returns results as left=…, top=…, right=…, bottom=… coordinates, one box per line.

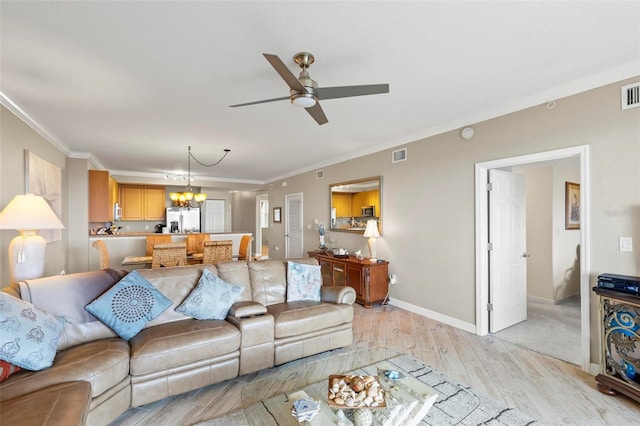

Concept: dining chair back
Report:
left=91, top=239, right=110, bottom=270
left=186, top=233, right=211, bottom=254
left=202, top=240, right=233, bottom=265
left=237, top=235, right=252, bottom=261
left=146, top=235, right=172, bottom=256
left=151, top=243, right=187, bottom=268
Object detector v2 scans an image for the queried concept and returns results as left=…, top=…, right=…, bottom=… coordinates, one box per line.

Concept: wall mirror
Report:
left=330, top=176, right=382, bottom=235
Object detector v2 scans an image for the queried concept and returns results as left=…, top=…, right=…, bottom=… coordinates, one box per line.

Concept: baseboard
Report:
left=388, top=298, right=476, bottom=334
left=527, top=294, right=580, bottom=305
left=589, top=363, right=600, bottom=376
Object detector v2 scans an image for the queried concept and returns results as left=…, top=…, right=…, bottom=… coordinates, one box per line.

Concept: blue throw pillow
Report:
left=176, top=269, right=241, bottom=320
left=287, top=261, right=322, bottom=302
left=85, top=270, right=171, bottom=341
left=0, top=293, right=65, bottom=371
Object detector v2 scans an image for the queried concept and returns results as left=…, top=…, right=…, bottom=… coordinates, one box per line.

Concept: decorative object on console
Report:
left=0, top=193, right=65, bottom=285
left=363, top=219, right=380, bottom=262
left=169, top=145, right=231, bottom=208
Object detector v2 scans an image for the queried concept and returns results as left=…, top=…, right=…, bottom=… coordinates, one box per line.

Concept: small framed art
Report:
left=565, top=182, right=580, bottom=230
left=273, top=207, right=282, bottom=223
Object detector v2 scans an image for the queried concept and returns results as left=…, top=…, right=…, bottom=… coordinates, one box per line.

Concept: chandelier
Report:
left=169, top=146, right=230, bottom=208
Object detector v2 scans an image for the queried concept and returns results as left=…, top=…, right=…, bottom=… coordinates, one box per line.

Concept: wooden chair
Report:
left=202, top=240, right=233, bottom=265
left=146, top=235, right=172, bottom=256
left=151, top=243, right=187, bottom=268
left=186, top=233, right=211, bottom=254
left=237, top=235, right=252, bottom=261
left=91, top=239, right=110, bottom=269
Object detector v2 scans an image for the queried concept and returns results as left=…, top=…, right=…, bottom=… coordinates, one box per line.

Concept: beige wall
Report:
left=1, top=105, right=69, bottom=284
left=264, top=77, right=640, bottom=361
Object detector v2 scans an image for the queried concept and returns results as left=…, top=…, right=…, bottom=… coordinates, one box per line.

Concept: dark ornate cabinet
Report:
left=593, top=286, right=640, bottom=403
left=308, top=251, right=389, bottom=308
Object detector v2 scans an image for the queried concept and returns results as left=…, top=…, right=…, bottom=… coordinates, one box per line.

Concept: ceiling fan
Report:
left=229, top=52, right=389, bottom=125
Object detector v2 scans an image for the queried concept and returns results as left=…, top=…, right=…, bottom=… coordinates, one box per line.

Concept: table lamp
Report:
left=363, top=219, right=380, bottom=262
left=0, top=193, right=65, bottom=284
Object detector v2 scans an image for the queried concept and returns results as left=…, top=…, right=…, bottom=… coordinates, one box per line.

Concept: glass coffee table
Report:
left=240, top=347, right=438, bottom=425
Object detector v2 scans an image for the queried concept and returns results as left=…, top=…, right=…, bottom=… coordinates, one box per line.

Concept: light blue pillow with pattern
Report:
left=0, top=292, right=66, bottom=371
left=176, top=269, right=241, bottom=320
left=287, top=262, right=322, bottom=302
left=85, top=270, right=171, bottom=341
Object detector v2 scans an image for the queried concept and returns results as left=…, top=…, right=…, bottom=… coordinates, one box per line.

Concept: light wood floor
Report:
left=111, top=304, right=640, bottom=425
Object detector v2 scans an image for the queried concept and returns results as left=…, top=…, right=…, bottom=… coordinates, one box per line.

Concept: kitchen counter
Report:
left=88, top=232, right=252, bottom=271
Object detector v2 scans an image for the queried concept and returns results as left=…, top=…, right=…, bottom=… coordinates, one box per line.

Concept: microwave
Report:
left=361, top=206, right=375, bottom=217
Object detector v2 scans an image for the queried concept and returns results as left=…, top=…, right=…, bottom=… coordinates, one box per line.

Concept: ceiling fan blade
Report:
left=305, top=102, right=328, bottom=125
left=229, top=96, right=290, bottom=107
left=316, top=84, right=389, bottom=100
left=263, top=53, right=306, bottom=92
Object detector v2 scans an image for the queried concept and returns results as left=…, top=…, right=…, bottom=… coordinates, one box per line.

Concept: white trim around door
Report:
left=474, top=145, right=591, bottom=373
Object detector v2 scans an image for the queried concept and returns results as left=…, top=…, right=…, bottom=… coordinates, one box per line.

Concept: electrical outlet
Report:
left=619, top=237, right=633, bottom=252
left=389, top=274, right=397, bottom=285
left=145, top=225, right=149, bottom=230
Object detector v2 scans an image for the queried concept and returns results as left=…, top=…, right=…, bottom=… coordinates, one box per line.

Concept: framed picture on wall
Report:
left=565, top=182, right=580, bottom=230
left=25, top=150, right=63, bottom=242
left=273, top=207, right=282, bottom=223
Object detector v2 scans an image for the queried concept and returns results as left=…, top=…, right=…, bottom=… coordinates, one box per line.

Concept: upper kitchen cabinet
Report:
left=89, top=170, right=118, bottom=222
left=120, top=184, right=166, bottom=221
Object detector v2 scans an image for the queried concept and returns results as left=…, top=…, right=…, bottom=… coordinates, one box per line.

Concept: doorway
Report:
left=475, top=145, right=591, bottom=372
left=285, top=193, right=303, bottom=257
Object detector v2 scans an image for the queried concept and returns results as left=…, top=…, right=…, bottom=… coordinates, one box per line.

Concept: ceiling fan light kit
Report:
left=230, top=51, right=389, bottom=125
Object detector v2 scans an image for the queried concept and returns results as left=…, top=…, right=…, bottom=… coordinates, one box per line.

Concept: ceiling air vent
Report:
left=392, top=148, right=407, bottom=163
left=621, top=82, right=640, bottom=110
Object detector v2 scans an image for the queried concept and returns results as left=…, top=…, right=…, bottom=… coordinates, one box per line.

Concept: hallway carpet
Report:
left=491, top=295, right=581, bottom=365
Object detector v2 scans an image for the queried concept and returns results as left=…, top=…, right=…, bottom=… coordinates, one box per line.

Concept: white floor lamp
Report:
left=0, top=193, right=65, bottom=284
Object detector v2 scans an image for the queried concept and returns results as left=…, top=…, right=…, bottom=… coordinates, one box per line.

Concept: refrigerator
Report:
left=166, top=207, right=201, bottom=233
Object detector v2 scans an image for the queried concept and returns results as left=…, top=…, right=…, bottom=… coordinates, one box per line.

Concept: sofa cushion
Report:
left=268, top=302, right=354, bottom=339
left=0, top=381, right=91, bottom=426
left=176, top=269, right=241, bottom=320
left=0, top=292, right=66, bottom=371
left=136, top=264, right=211, bottom=326
left=17, top=269, right=127, bottom=351
left=216, top=260, right=252, bottom=302
left=0, top=338, right=130, bottom=401
left=129, top=319, right=241, bottom=376
left=287, top=261, right=322, bottom=302
left=85, top=270, right=172, bottom=341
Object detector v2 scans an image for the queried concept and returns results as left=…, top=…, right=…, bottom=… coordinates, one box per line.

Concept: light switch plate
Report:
left=619, top=237, right=633, bottom=252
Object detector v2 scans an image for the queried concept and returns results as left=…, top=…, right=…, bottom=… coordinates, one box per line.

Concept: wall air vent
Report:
left=316, top=170, right=324, bottom=179
left=621, top=82, right=640, bottom=110
left=392, top=148, right=407, bottom=163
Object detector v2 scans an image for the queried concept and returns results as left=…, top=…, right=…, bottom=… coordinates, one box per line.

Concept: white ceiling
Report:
left=2, top=1, right=639, bottom=188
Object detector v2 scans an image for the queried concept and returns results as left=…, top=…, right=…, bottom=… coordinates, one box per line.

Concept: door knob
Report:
left=521, top=252, right=531, bottom=258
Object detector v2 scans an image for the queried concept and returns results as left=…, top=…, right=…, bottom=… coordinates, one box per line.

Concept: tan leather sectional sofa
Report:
left=0, top=258, right=356, bottom=425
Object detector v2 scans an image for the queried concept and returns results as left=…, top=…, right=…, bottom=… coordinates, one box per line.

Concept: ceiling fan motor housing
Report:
left=291, top=69, right=318, bottom=107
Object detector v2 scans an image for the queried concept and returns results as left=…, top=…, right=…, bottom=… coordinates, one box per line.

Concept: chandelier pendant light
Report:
left=170, top=146, right=230, bottom=209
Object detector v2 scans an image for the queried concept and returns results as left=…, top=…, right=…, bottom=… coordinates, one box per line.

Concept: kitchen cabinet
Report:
left=593, top=287, right=640, bottom=403
left=119, top=184, right=166, bottom=221
left=89, top=170, right=118, bottom=222
left=309, top=251, right=389, bottom=308
left=332, top=193, right=352, bottom=217
left=351, top=189, right=380, bottom=217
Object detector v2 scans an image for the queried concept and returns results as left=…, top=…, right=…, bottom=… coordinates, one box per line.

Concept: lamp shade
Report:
left=0, top=193, right=64, bottom=230
left=363, top=219, right=380, bottom=238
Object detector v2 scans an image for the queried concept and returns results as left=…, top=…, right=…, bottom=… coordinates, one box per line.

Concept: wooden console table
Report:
left=593, top=286, right=640, bottom=403
left=308, top=251, right=389, bottom=308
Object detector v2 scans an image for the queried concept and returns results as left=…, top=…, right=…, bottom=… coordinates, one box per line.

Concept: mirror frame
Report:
left=329, top=176, right=382, bottom=235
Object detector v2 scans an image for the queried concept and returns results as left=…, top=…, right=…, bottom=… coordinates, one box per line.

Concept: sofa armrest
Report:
left=228, top=301, right=267, bottom=318
left=321, top=286, right=356, bottom=305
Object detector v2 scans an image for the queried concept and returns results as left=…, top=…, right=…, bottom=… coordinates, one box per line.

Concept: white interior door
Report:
left=285, top=193, right=303, bottom=257
left=489, top=169, right=527, bottom=333
left=203, top=199, right=225, bottom=233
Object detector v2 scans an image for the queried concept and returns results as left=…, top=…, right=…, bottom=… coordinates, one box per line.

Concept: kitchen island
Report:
left=88, top=232, right=252, bottom=271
